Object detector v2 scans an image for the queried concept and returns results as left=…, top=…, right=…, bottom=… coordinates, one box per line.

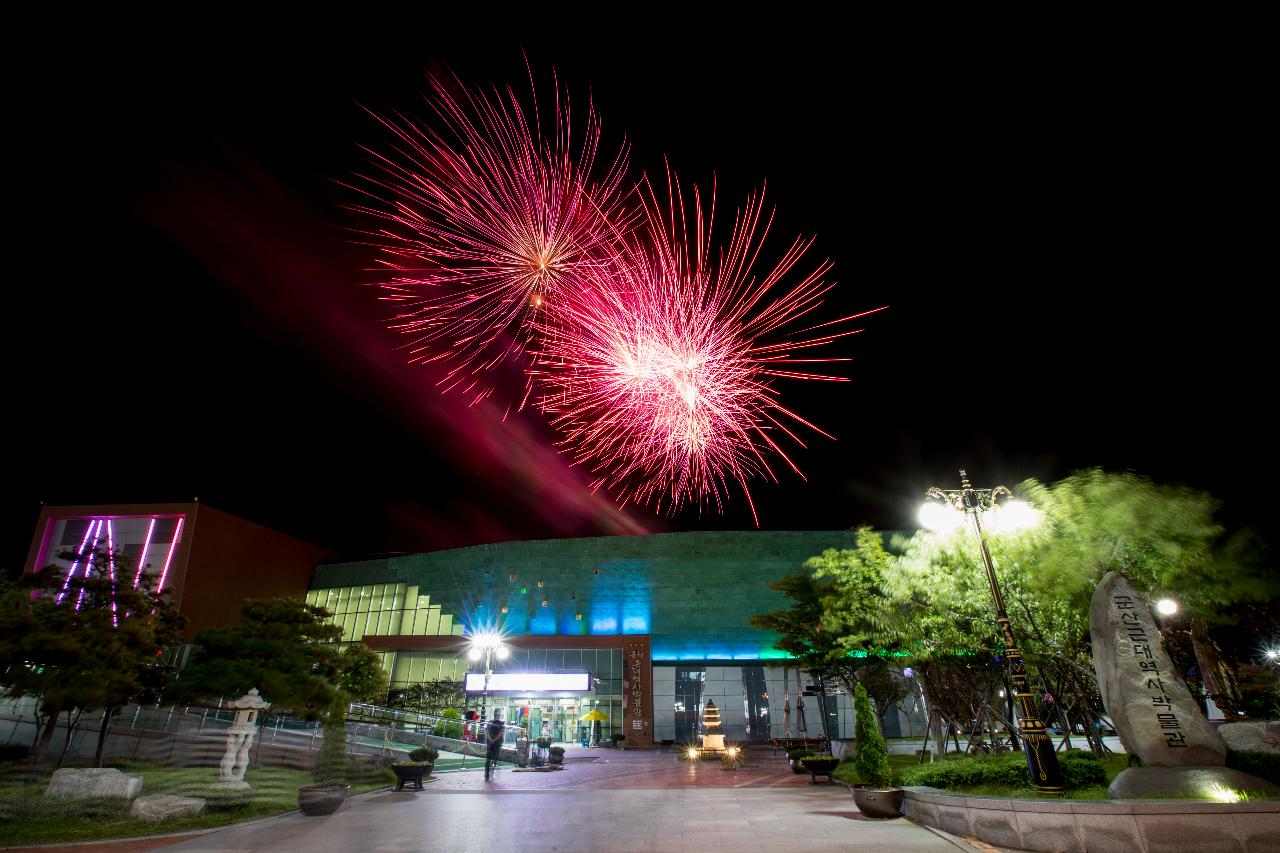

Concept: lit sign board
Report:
left=464, top=672, right=591, bottom=693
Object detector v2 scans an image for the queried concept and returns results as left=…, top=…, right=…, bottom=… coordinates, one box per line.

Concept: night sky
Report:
left=7, top=23, right=1272, bottom=568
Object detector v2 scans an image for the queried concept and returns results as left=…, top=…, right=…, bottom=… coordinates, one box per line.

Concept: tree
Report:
left=338, top=643, right=389, bottom=705
left=387, top=680, right=464, bottom=717
left=0, top=550, right=186, bottom=767
left=175, top=598, right=342, bottom=720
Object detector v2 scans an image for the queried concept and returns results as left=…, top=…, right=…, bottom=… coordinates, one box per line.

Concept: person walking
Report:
left=484, top=713, right=504, bottom=780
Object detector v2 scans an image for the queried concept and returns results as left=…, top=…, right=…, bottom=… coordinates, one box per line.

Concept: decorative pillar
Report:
left=214, top=688, right=270, bottom=790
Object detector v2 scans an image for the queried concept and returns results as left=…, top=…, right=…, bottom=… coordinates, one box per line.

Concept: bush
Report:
left=1058, top=752, right=1108, bottom=788
left=900, top=751, right=1108, bottom=791
left=409, top=746, right=439, bottom=762
left=611, top=732, right=626, bottom=743
left=0, top=742, right=30, bottom=762
left=785, top=746, right=811, bottom=759
left=853, top=683, right=896, bottom=787
left=1229, top=749, right=1280, bottom=786
left=436, top=708, right=462, bottom=739
left=549, top=746, right=565, bottom=756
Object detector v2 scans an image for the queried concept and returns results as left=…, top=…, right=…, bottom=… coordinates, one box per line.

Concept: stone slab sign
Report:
left=130, top=793, right=206, bottom=822
left=1109, top=765, right=1277, bottom=799
left=1219, top=720, right=1280, bottom=754
left=44, top=767, right=143, bottom=800
left=1090, top=571, right=1227, bottom=767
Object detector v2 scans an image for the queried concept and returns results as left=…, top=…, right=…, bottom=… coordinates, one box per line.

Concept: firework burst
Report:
left=531, top=171, right=883, bottom=521
left=349, top=68, right=633, bottom=405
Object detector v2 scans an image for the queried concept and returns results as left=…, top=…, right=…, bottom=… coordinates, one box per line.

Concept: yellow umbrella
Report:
left=579, top=709, right=609, bottom=721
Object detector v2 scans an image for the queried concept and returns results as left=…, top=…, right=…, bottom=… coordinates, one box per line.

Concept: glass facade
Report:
left=305, top=582, right=465, bottom=643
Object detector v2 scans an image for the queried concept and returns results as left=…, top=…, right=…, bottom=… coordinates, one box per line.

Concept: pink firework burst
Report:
left=531, top=171, right=884, bottom=522
left=348, top=69, right=633, bottom=405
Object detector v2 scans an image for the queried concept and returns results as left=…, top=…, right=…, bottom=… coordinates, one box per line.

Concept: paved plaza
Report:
left=156, top=749, right=966, bottom=853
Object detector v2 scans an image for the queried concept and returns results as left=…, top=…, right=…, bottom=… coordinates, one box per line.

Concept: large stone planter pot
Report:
left=298, top=784, right=349, bottom=816
left=801, top=757, right=840, bottom=783
left=851, top=786, right=904, bottom=819
left=392, top=764, right=433, bottom=791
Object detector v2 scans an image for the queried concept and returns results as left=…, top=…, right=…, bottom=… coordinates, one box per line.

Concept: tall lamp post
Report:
left=921, top=470, right=1064, bottom=795
left=468, top=631, right=509, bottom=733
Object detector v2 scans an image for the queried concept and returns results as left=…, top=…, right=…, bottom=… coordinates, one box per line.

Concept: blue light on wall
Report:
left=591, top=616, right=618, bottom=633
left=622, top=615, right=648, bottom=633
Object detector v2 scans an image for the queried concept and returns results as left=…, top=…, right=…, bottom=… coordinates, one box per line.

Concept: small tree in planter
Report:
left=548, top=745, right=565, bottom=766
left=300, top=698, right=351, bottom=815
left=850, top=683, right=902, bottom=818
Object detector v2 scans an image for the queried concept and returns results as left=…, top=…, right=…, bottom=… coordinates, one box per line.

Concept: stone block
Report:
left=1076, top=813, right=1144, bottom=853
left=904, top=799, right=938, bottom=826
left=968, top=806, right=1023, bottom=849
left=1090, top=572, right=1227, bottom=767
left=1135, top=812, right=1243, bottom=853
left=1013, top=809, right=1083, bottom=853
left=44, top=768, right=143, bottom=800
left=1108, top=766, right=1277, bottom=799
left=1233, top=811, right=1280, bottom=853
left=934, top=804, right=971, bottom=837
left=130, top=794, right=206, bottom=822
left=1218, top=720, right=1280, bottom=754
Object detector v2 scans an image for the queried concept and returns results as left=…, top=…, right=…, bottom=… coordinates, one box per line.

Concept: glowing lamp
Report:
left=991, top=500, right=1041, bottom=533
left=688, top=748, right=699, bottom=759
left=1156, top=599, right=1178, bottom=616
left=918, top=501, right=963, bottom=532
left=468, top=647, right=483, bottom=661
left=495, top=646, right=510, bottom=661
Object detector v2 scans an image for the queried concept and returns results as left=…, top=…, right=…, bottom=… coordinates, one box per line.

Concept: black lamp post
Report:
left=923, top=470, right=1064, bottom=795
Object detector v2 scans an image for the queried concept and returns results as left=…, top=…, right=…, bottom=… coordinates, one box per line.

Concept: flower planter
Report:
left=789, top=758, right=808, bottom=774
left=392, top=763, right=433, bottom=791
left=298, top=784, right=349, bottom=816
left=800, top=756, right=840, bottom=784
left=851, top=786, right=904, bottom=819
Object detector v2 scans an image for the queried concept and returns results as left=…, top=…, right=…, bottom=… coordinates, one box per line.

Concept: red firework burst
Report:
left=531, top=171, right=884, bottom=521
left=348, top=69, right=633, bottom=405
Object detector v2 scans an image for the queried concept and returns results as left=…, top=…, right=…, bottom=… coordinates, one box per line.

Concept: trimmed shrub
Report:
left=312, top=698, right=350, bottom=786
left=853, top=683, right=895, bottom=787
left=900, top=751, right=1107, bottom=791
left=1058, top=752, right=1108, bottom=788
left=1228, top=749, right=1280, bottom=786
left=409, top=745, right=439, bottom=763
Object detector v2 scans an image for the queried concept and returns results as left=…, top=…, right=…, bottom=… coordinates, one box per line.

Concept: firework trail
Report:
left=531, top=170, right=883, bottom=522
left=349, top=68, right=633, bottom=406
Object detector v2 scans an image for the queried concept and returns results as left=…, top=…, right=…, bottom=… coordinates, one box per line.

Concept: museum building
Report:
left=305, top=530, right=918, bottom=748
left=26, top=506, right=920, bottom=748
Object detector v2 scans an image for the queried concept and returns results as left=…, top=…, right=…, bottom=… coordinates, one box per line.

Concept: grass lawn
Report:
left=0, top=762, right=391, bottom=847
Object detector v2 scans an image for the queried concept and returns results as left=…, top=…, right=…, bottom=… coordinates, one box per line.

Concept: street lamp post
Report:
left=923, top=469, right=1064, bottom=795
left=468, top=632, right=509, bottom=738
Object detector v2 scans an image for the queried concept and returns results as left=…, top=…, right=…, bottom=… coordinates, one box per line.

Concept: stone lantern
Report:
left=214, top=688, right=271, bottom=790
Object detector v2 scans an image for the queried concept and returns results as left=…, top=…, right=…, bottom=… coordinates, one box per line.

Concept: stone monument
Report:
left=1090, top=572, right=1275, bottom=798
left=214, top=688, right=270, bottom=790
left=700, top=699, right=725, bottom=754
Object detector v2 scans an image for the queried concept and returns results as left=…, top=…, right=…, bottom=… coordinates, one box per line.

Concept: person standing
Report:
left=484, top=714, right=504, bottom=780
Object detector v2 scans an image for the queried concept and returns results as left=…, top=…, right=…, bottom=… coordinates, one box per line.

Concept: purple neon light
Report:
left=106, top=520, right=118, bottom=627
left=56, top=520, right=97, bottom=605
left=73, top=519, right=103, bottom=611
left=132, top=517, right=156, bottom=588
left=155, top=516, right=184, bottom=595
